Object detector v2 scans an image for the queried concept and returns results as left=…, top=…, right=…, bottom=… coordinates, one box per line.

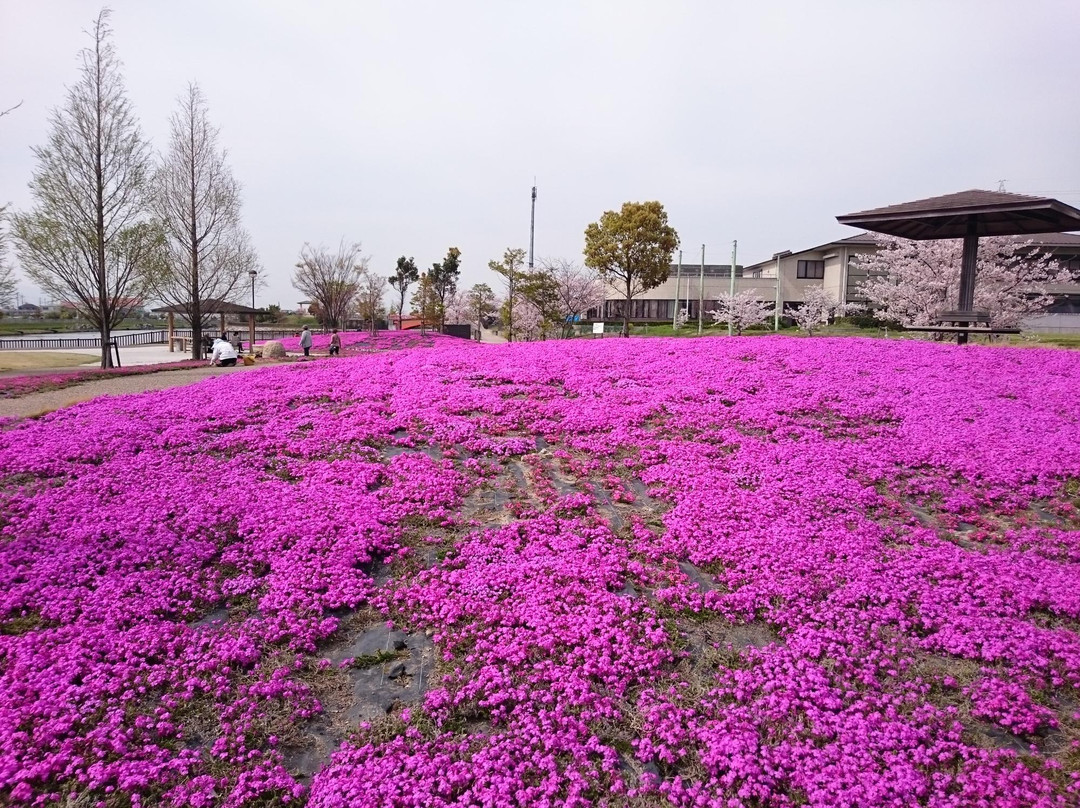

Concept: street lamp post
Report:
left=248, top=269, right=257, bottom=353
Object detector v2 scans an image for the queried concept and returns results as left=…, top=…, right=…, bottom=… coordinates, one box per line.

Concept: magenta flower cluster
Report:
left=1, top=335, right=1079, bottom=806
left=0, top=360, right=206, bottom=399
left=265, top=330, right=435, bottom=355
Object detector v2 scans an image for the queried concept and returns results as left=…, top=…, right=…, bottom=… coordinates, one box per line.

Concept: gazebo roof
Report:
left=151, top=298, right=259, bottom=314
left=836, top=190, right=1080, bottom=240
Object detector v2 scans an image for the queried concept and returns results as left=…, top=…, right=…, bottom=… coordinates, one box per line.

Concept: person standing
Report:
left=300, top=325, right=313, bottom=357
left=329, top=330, right=341, bottom=356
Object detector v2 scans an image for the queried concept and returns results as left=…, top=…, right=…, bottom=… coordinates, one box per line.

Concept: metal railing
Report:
left=0, top=330, right=169, bottom=350
left=172, top=327, right=301, bottom=340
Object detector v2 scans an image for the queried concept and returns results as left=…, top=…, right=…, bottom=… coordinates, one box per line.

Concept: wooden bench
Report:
left=902, top=310, right=1020, bottom=340
left=170, top=336, right=217, bottom=357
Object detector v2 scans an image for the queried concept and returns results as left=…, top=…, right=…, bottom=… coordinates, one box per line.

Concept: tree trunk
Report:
left=94, top=33, right=112, bottom=369
left=507, top=281, right=514, bottom=343
left=189, top=113, right=202, bottom=362
left=622, top=278, right=632, bottom=337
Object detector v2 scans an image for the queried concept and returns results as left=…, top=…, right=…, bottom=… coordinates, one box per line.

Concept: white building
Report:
left=590, top=232, right=1080, bottom=327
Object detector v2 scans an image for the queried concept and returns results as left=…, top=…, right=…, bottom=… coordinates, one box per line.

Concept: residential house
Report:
left=588, top=232, right=1080, bottom=329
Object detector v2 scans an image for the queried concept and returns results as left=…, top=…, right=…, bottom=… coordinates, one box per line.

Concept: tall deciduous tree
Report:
left=584, top=200, right=679, bottom=337
left=709, top=290, right=774, bottom=336
left=488, top=247, right=526, bottom=342
left=149, top=83, right=258, bottom=359
left=429, top=247, right=461, bottom=330
left=536, top=258, right=606, bottom=337
left=411, top=271, right=439, bottom=333
left=292, top=240, right=365, bottom=329
left=13, top=9, right=155, bottom=368
left=0, top=206, right=16, bottom=307
left=388, top=256, right=419, bottom=323
left=355, top=269, right=387, bottom=336
left=465, top=283, right=496, bottom=341
left=855, top=234, right=1068, bottom=331
left=519, top=270, right=561, bottom=333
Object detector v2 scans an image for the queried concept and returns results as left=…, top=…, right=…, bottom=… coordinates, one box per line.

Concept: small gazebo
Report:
left=837, top=190, right=1080, bottom=343
left=151, top=299, right=261, bottom=353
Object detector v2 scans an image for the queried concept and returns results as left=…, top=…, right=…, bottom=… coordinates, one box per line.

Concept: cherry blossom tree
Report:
left=443, top=287, right=472, bottom=326
left=791, top=287, right=848, bottom=336
left=673, top=306, right=689, bottom=330
left=536, top=258, right=606, bottom=337
left=855, top=234, right=1068, bottom=329
left=510, top=298, right=547, bottom=341
left=709, top=290, right=774, bottom=335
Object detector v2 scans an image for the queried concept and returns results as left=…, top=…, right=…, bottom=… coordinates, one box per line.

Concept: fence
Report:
left=172, top=328, right=302, bottom=341
left=1024, top=326, right=1080, bottom=335
left=0, top=330, right=168, bottom=350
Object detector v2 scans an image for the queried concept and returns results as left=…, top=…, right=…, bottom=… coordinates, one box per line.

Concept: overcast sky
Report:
left=2, top=0, right=1079, bottom=308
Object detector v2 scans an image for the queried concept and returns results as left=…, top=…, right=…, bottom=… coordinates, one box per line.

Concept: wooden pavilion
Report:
left=151, top=299, right=261, bottom=353
left=837, top=190, right=1080, bottom=343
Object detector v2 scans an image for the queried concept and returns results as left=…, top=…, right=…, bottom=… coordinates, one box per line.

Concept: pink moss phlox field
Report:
left=264, top=330, right=436, bottom=355
left=1, top=334, right=1080, bottom=806
left=0, top=360, right=206, bottom=399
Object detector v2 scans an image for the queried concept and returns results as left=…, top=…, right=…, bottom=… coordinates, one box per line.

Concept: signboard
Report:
left=592, top=321, right=605, bottom=336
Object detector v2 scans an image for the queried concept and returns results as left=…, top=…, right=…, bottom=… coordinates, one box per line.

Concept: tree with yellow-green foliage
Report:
left=584, top=201, right=679, bottom=337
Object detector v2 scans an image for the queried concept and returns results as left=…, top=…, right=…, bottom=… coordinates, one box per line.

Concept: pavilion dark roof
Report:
left=836, top=189, right=1080, bottom=240
left=151, top=298, right=259, bottom=314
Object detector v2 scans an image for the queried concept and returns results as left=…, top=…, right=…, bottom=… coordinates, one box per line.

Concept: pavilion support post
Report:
left=167, top=312, right=175, bottom=352
left=957, top=216, right=979, bottom=345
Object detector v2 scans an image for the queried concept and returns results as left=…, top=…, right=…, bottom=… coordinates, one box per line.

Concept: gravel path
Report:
left=0, top=364, right=265, bottom=419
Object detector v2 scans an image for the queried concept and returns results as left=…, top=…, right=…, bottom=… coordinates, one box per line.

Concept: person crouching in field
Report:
left=210, top=334, right=239, bottom=367
left=329, top=330, right=341, bottom=356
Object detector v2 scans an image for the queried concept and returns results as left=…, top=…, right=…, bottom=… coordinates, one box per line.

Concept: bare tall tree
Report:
left=488, top=247, right=526, bottom=342
left=355, top=269, right=387, bottom=336
left=0, top=206, right=16, bottom=307
left=149, top=83, right=258, bottom=359
left=13, top=9, right=155, bottom=368
left=465, top=283, right=496, bottom=341
left=293, top=241, right=365, bottom=329
left=388, top=256, right=419, bottom=323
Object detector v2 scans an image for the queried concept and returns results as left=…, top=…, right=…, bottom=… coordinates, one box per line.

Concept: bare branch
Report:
left=10, top=9, right=153, bottom=367
left=293, top=240, right=366, bottom=330
left=147, top=83, right=258, bottom=359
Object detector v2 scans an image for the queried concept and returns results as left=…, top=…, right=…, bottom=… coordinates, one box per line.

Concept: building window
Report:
left=797, top=260, right=824, bottom=279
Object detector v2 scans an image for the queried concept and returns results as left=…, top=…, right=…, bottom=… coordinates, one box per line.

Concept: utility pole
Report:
left=697, top=244, right=705, bottom=335
left=529, top=183, right=537, bottom=269
left=672, top=250, right=682, bottom=328
left=772, top=250, right=791, bottom=331
left=728, top=240, right=737, bottom=337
